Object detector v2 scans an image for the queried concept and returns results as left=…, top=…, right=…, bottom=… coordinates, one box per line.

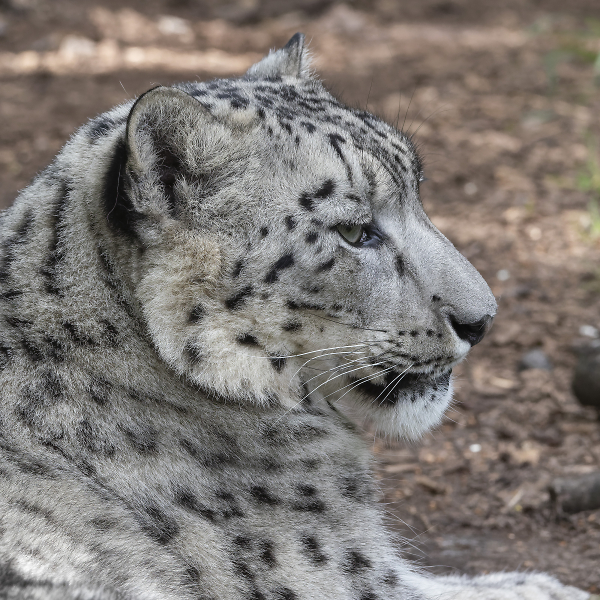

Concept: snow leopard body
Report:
left=0, top=34, right=589, bottom=600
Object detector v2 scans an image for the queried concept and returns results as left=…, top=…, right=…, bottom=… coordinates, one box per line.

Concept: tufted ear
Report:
left=125, top=86, right=206, bottom=198
left=122, top=85, right=235, bottom=230
left=245, top=33, right=311, bottom=79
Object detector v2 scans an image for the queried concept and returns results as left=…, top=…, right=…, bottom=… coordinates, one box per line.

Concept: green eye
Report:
left=337, top=224, right=364, bottom=244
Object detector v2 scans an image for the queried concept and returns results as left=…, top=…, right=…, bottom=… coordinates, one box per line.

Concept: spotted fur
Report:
left=0, top=34, right=588, bottom=600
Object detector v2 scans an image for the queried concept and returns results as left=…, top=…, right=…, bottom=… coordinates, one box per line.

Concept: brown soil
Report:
left=1, top=0, right=600, bottom=593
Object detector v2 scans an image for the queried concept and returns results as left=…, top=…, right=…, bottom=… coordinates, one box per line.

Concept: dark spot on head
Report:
left=250, top=486, right=280, bottom=506
left=233, top=560, right=254, bottom=580
left=88, top=378, right=111, bottom=407
left=432, top=295, right=440, bottom=302
left=292, top=497, right=326, bottom=513
left=315, top=179, right=335, bottom=198
left=382, top=570, right=398, bottom=586
left=410, top=331, right=419, bottom=337
left=225, top=285, right=254, bottom=310
left=260, top=226, right=269, bottom=237
left=426, top=329, right=434, bottom=337
left=2, top=289, right=23, bottom=300
left=360, top=592, right=379, bottom=600
left=63, top=321, right=96, bottom=346
left=302, top=458, right=320, bottom=471
left=300, top=535, right=328, bottom=565
left=299, top=192, right=314, bottom=211
left=269, top=356, right=286, bottom=373
left=298, top=485, right=316, bottom=496
left=264, top=254, right=294, bottom=284
left=232, top=260, right=243, bottom=278
left=259, top=540, right=276, bottom=567
left=100, top=320, right=119, bottom=346
left=316, top=258, right=335, bottom=272
left=22, top=340, right=44, bottom=362
left=282, top=320, right=302, bottom=332
left=90, top=517, right=117, bottom=531
left=233, top=535, right=252, bottom=549
left=344, top=550, right=372, bottom=573
left=237, top=333, right=260, bottom=347
left=6, top=316, right=32, bottom=329
left=0, top=342, right=12, bottom=368
left=305, top=232, right=318, bottom=244
left=189, top=304, right=205, bottom=323
left=395, top=255, right=405, bottom=276
left=216, top=491, right=245, bottom=518
left=285, top=216, right=296, bottom=230
left=184, top=341, right=204, bottom=363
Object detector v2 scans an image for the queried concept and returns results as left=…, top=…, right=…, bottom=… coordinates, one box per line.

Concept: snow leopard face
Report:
left=103, top=34, right=497, bottom=439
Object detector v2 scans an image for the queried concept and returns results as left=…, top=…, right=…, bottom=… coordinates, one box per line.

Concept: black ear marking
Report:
left=103, top=139, right=143, bottom=237
left=153, top=145, right=181, bottom=217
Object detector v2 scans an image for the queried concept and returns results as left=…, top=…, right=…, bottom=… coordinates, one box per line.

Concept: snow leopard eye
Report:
left=337, top=224, right=365, bottom=244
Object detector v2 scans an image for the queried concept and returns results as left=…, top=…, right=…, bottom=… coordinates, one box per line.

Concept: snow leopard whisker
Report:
left=299, top=359, right=393, bottom=403
left=298, top=354, right=374, bottom=388
left=236, top=342, right=382, bottom=361
left=288, top=344, right=385, bottom=382
left=271, top=357, right=385, bottom=427
left=376, top=365, right=414, bottom=406
left=306, top=312, right=391, bottom=334
left=321, top=364, right=401, bottom=405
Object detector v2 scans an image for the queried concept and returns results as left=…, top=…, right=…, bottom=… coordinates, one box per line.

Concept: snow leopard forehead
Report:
left=173, top=75, right=423, bottom=194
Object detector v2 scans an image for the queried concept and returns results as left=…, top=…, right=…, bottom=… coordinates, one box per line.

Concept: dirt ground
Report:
left=1, top=0, right=600, bottom=593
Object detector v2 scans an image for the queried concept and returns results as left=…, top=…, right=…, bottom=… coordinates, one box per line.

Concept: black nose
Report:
left=450, top=315, right=493, bottom=347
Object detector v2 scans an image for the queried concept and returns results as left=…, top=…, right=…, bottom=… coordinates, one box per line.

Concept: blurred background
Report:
left=1, top=0, right=599, bottom=592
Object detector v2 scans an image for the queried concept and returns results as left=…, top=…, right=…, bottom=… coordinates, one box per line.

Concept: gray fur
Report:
left=0, top=35, right=588, bottom=600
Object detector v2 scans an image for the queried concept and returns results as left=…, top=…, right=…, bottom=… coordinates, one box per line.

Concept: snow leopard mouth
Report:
left=349, top=370, right=452, bottom=405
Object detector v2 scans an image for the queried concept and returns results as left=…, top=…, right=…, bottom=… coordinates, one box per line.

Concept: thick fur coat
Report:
left=0, top=34, right=589, bottom=600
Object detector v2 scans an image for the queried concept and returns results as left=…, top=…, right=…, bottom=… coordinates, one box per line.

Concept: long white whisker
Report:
left=271, top=361, right=384, bottom=428
left=321, top=364, right=400, bottom=404
left=300, top=359, right=392, bottom=402
left=376, top=364, right=414, bottom=406
left=300, top=354, right=374, bottom=388
left=234, top=342, right=383, bottom=361
left=291, top=348, right=369, bottom=383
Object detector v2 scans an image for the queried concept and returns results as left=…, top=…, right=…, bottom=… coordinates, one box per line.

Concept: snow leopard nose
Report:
left=449, top=314, right=493, bottom=347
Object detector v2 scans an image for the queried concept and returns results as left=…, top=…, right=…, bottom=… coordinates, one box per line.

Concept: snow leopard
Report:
left=0, top=33, right=590, bottom=600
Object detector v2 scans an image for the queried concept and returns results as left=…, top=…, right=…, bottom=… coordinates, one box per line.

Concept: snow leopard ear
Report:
left=123, top=85, right=228, bottom=226
left=117, top=85, right=249, bottom=234
left=245, top=33, right=311, bottom=79
left=125, top=85, right=205, bottom=184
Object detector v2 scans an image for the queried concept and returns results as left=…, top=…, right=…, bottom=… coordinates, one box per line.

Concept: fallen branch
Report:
left=549, top=471, right=600, bottom=514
